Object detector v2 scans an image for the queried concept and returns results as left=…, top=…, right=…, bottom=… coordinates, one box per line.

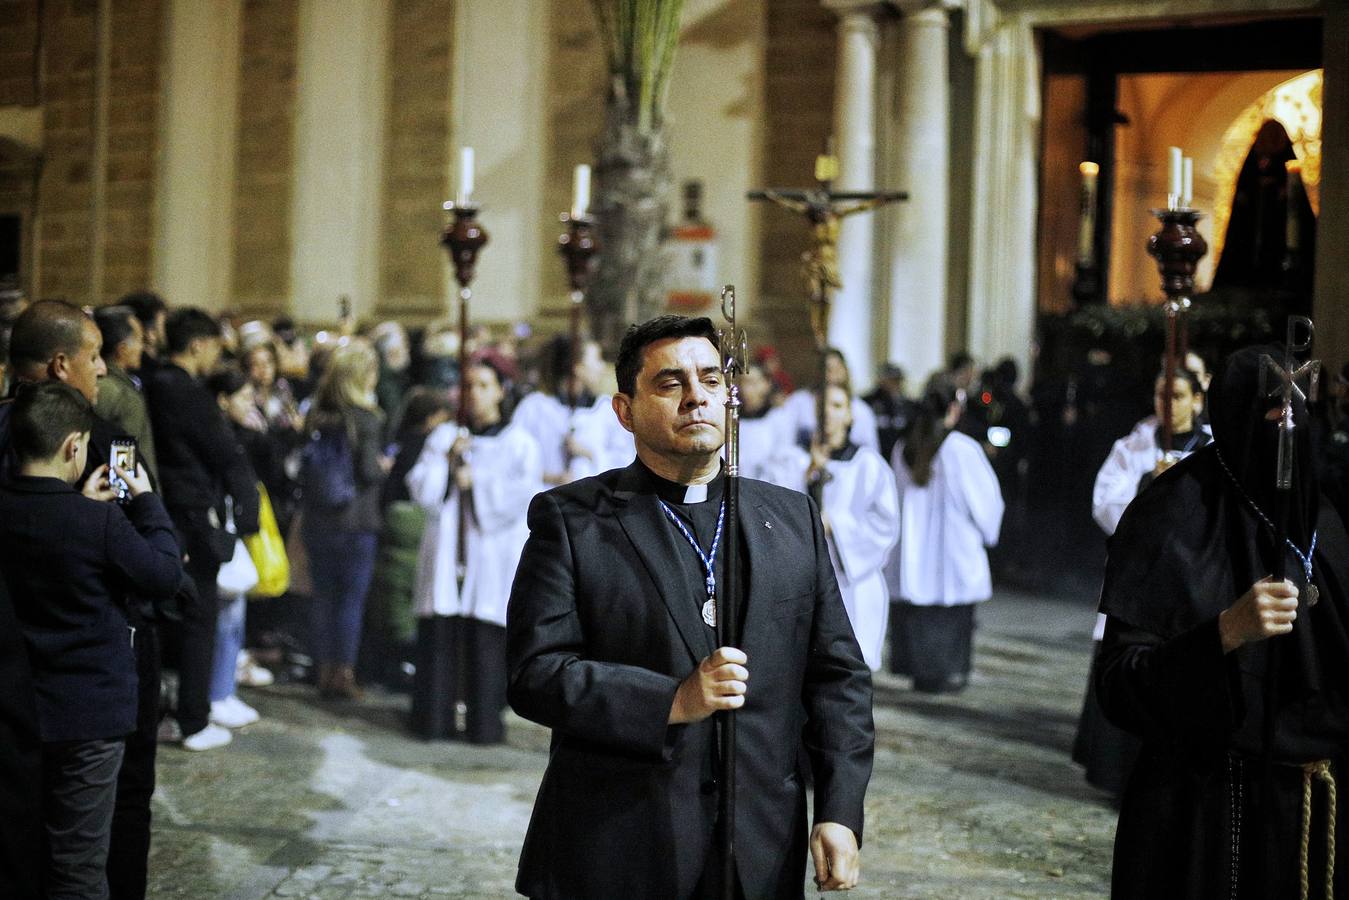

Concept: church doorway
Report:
left=1036, top=16, right=1323, bottom=317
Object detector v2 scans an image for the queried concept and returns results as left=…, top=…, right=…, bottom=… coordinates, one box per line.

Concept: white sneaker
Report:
left=181, top=723, right=232, bottom=751
left=210, top=696, right=261, bottom=729
left=236, top=651, right=275, bottom=688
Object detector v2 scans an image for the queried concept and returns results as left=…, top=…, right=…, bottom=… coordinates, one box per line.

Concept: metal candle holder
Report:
left=1147, top=206, right=1208, bottom=454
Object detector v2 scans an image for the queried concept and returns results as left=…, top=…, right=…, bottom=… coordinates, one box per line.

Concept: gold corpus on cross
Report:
left=748, top=150, right=908, bottom=350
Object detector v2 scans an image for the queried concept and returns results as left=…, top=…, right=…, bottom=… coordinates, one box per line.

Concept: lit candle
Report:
left=1286, top=159, right=1302, bottom=251
left=456, top=146, right=475, bottom=208
left=571, top=163, right=591, bottom=220
left=1077, top=161, right=1099, bottom=266
left=1167, top=146, right=1183, bottom=208
left=1181, top=157, right=1193, bottom=208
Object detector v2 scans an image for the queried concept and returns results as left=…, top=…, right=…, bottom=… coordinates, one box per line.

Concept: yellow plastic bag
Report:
left=245, top=484, right=290, bottom=599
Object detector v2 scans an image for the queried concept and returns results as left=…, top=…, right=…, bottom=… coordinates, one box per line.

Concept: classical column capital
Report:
left=822, top=0, right=890, bottom=22
left=888, top=0, right=955, bottom=24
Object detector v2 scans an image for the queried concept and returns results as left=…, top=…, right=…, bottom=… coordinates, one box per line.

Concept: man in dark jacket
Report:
left=146, top=308, right=258, bottom=752
left=507, top=316, right=874, bottom=899
left=0, top=381, right=181, bottom=898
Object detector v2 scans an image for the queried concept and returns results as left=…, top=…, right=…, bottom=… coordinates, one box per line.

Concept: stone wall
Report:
left=22, top=0, right=160, bottom=306
left=757, top=0, right=835, bottom=378
left=103, top=0, right=160, bottom=303
left=36, top=0, right=98, bottom=305
left=233, top=0, right=298, bottom=318
left=377, top=0, right=454, bottom=322
left=0, top=0, right=41, bottom=107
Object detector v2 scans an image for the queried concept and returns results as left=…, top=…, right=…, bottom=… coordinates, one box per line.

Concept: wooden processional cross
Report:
left=747, top=148, right=908, bottom=448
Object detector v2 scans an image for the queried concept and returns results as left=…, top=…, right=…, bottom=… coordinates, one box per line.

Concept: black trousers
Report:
left=164, top=511, right=220, bottom=737
left=42, top=738, right=125, bottom=900
left=411, top=616, right=507, bottom=744
left=108, top=622, right=161, bottom=900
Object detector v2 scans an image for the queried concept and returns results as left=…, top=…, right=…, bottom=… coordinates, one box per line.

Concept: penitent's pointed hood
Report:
left=1208, top=343, right=1318, bottom=546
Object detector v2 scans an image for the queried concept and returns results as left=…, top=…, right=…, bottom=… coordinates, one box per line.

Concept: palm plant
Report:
left=588, top=0, right=685, bottom=347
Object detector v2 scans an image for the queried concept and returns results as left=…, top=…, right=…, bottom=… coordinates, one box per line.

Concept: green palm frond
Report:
left=590, top=0, right=684, bottom=134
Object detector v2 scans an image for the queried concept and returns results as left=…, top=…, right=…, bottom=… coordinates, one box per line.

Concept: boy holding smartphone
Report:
left=0, top=382, right=182, bottom=899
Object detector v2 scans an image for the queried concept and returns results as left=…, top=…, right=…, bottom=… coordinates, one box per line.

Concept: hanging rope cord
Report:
left=1299, top=760, right=1338, bottom=900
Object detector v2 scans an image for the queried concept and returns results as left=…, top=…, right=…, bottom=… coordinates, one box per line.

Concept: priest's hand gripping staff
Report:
left=717, top=284, right=747, bottom=900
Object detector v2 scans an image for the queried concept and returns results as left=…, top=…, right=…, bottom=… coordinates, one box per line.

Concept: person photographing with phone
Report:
left=0, top=381, right=182, bottom=899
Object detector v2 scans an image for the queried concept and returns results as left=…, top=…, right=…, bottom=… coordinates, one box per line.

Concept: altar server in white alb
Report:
left=887, top=378, right=1003, bottom=693
left=774, top=383, right=900, bottom=671
left=736, top=359, right=798, bottom=487
left=407, top=357, right=542, bottom=743
left=514, top=335, right=633, bottom=485
left=781, top=347, right=881, bottom=453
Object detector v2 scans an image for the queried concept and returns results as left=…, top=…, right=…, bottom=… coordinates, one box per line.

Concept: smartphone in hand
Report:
left=109, top=438, right=138, bottom=502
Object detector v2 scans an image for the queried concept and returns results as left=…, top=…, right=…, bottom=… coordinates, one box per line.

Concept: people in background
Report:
left=863, top=362, right=916, bottom=462
left=300, top=340, right=390, bottom=701
left=407, top=357, right=541, bottom=743
left=204, top=368, right=268, bottom=732
left=94, top=305, right=159, bottom=484
left=146, top=308, right=259, bottom=752
left=887, top=377, right=1004, bottom=692
left=774, top=382, right=900, bottom=671
left=782, top=347, right=881, bottom=453
left=1075, top=366, right=1211, bottom=798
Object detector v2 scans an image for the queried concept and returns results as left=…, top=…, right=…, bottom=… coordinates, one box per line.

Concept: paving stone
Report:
left=147, top=588, right=1115, bottom=898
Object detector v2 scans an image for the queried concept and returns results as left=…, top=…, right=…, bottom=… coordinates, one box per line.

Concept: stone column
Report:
left=884, top=0, right=950, bottom=386
left=290, top=0, right=389, bottom=324
left=154, top=0, right=242, bottom=312
left=825, top=1, right=883, bottom=389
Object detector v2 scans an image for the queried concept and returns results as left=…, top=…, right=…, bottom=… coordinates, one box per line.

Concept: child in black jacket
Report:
left=0, top=382, right=181, bottom=899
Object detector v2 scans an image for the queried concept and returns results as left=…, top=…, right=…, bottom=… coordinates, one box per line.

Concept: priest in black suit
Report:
left=507, top=315, right=874, bottom=900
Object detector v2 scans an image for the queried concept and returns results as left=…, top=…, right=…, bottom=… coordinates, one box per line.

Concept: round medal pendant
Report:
left=1306, top=583, right=1319, bottom=607
left=702, top=597, right=717, bottom=628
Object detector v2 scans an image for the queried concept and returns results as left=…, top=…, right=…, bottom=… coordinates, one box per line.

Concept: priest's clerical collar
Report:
left=635, top=459, right=725, bottom=505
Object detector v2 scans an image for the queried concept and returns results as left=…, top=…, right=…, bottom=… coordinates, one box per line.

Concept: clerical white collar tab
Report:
left=683, top=483, right=709, bottom=503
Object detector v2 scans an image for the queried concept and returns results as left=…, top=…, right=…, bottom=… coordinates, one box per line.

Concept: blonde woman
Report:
left=300, top=339, right=391, bottom=699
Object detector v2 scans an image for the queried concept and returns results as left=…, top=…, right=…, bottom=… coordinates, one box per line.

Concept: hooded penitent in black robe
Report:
left=1096, top=345, right=1349, bottom=899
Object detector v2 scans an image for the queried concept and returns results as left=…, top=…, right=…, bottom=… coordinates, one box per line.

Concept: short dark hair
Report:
left=1155, top=367, right=1204, bottom=395
left=10, top=380, right=94, bottom=462
left=164, top=308, right=220, bottom=356
left=8, top=300, right=90, bottom=369
left=206, top=365, right=249, bottom=399
left=948, top=350, right=974, bottom=372
left=615, top=315, right=717, bottom=396
left=119, top=291, right=167, bottom=330
left=94, top=305, right=138, bottom=360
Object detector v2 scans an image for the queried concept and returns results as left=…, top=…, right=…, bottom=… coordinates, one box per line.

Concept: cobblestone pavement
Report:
left=147, top=590, right=1118, bottom=899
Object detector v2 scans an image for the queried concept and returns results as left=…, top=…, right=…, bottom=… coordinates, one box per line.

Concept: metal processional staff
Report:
left=716, top=285, right=746, bottom=900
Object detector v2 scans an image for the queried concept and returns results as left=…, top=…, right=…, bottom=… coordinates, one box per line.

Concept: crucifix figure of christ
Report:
left=748, top=149, right=907, bottom=487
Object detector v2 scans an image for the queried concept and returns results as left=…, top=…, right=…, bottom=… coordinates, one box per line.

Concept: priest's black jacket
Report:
left=506, top=460, right=874, bottom=900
